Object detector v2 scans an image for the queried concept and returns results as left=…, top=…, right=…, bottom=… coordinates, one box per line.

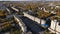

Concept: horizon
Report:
left=0, top=0, right=60, bottom=1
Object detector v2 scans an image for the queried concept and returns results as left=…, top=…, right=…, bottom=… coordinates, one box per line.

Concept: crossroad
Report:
left=6, top=6, right=45, bottom=34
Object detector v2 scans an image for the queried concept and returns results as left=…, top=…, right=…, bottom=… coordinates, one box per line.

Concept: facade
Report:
left=14, top=15, right=27, bottom=32
left=48, top=19, right=60, bottom=34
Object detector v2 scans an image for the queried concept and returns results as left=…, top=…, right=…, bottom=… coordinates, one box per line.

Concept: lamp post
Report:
left=54, top=18, right=58, bottom=34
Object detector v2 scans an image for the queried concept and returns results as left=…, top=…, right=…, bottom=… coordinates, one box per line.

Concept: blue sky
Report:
left=0, top=0, right=60, bottom=1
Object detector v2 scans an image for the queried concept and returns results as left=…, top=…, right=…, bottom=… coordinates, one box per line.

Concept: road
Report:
left=6, top=7, right=45, bottom=34
left=20, top=16, right=45, bottom=34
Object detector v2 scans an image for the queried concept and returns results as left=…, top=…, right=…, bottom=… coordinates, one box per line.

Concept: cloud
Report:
left=0, top=0, right=60, bottom=1
left=46, top=0, right=60, bottom=1
left=0, top=0, right=41, bottom=1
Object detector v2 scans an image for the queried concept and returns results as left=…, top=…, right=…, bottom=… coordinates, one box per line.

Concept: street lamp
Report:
left=54, top=17, right=58, bottom=34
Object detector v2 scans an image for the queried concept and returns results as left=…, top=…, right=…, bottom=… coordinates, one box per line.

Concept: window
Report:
left=58, top=22, right=60, bottom=25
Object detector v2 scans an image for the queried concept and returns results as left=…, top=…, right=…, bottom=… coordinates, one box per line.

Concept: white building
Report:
left=48, top=19, right=60, bottom=34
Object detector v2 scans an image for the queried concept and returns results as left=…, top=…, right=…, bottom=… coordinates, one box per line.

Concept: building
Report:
left=48, top=18, right=60, bottom=34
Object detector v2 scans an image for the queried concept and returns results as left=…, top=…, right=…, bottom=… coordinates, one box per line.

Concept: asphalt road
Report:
left=20, top=16, right=45, bottom=34
left=6, top=7, right=45, bottom=34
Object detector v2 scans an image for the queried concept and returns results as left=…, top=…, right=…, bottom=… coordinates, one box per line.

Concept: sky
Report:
left=0, top=0, right=60, bottom=1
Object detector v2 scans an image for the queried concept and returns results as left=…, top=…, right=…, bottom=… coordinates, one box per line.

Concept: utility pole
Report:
left=54, top=17, right=58, bottom=34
